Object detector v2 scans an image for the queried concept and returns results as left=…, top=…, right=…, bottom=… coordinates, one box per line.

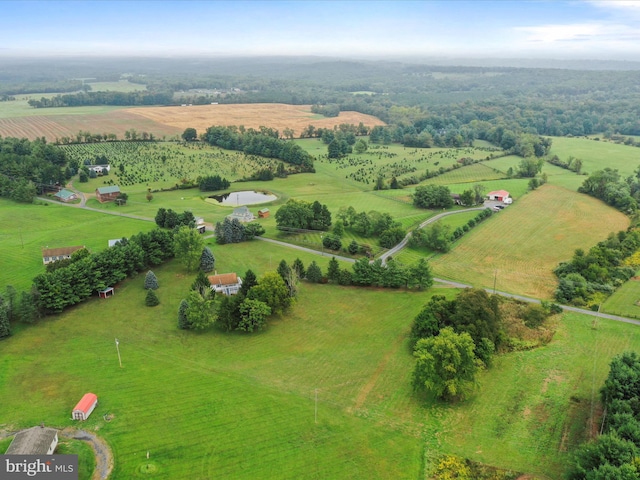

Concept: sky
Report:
left=2, top=0, right=640, bottom=60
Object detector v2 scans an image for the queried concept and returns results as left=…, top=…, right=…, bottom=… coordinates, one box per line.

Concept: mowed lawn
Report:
left=0, top=199, right=156, bottom=291
left=4, top=245, right=640, bottom=479
left=427, top=184, right=629, bottom=299
left=1, top=254, right=429, bottom=479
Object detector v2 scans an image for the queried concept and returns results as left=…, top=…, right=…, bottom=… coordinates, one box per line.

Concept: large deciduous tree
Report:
left=247, top=272, right=291, bottom=315
left=412, top=327, right=479, bottom=402
left=174, top=226, right=204, bottom=273
left=413, top=185, right=454, bottom=209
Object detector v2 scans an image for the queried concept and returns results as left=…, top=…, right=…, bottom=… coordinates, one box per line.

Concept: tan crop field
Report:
left=427, top=184, right=630, bottom=299
left=0, top=110, right=182, bottom=141
left=125, top=103, right=386, bottom=137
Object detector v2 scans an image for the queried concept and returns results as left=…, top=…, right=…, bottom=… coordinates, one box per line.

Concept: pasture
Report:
left=0, top=199, right=156, bottom=291
left=3, top=241, right=640, bottom=479
left=421, top=185, right=629, bottom=299
left=549, top=136, right=640, bottom=178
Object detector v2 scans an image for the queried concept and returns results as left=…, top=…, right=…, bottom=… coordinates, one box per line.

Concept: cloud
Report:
left=589, top=0, right=640, bottom=11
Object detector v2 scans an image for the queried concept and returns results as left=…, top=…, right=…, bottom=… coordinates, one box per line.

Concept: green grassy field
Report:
left=549, top=136, right=640, bottom=178
left=3, top=248, right=640, bottom=479
left=602, top=277, right=640, bottom=318
left=0, top=199, right=156, bottom=290
left=421, top=184, right=630, bottom=299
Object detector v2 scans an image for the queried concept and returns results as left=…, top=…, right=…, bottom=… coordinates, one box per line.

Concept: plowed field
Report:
left=125, top=103, right=386, bottom=137
left=0, top=111, right=181, bottom=141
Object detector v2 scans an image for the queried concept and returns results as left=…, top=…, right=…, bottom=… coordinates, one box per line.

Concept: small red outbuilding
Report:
left=73, top=393, right=98, bottom=421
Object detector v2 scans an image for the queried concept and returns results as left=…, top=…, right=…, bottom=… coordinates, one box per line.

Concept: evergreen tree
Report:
left=306, top=261, right=323, bottom=283
left=145, top=289, right=160, bottom=306
left=348, top=239, right=359, bottom=255
left=199, top=247, right=215, bottom=272
left=191, top=270, right=211, bottom=295
left=217, top=295, right=242, bottom=332
left=327, top=257, right=340, bottom=283
left=144, top=270, right=159, bottom=290
left=240, top=269, right=258, bottom=296
left=292, top=258, right=306, bottom=279
left=277, top=259, right=291, bottom=282
left=0, top=295, right=10, bottom=339
left=177, top=299, right=191, bottom=330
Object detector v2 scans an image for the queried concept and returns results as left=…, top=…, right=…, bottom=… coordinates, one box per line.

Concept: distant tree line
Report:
left=27, top=91, right=173, bottom=108
left=554, top=229, right=640, bottom=307
left=204, top=125, right=314, bottom=172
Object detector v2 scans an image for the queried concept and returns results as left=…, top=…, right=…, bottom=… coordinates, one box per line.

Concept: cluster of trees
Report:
left=413, top=185, right=454, bottom=209
left=368, top=125, right=551, bottom=158
left=0, top=285, right=41, bottom=338
left=547, top=155, right=583, bottom=175
left=204, top=125, right=314, bottom=172
left=33, top=229, right=175, bottom=314
left=334, top=206, right=405, bottom=249
left=411, top=290, right=557, bottom=402
left=568, top=352, right=640, bottom=478
left=555, top=229, right=640, bottom=307
left=0, top=137, right=69, bottom=203
left=214, top=217, right=265, bottom=244
left=154, top=208, right=197, bottom=229
left=275, top=199, right=331, bottom=231
left=198, top=174, right=230, bottom=192
left=302, top=256, right=433, bottom=290
left=410, top=209, right=494, bottom=253
left=311, top=104, right=340, bottom=117
left=27, top=91, right=173, bottom=108
left=578, top=168, right=640, bottom=215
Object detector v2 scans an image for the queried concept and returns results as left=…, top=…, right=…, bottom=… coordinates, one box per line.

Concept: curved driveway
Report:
left=42, top=195, right=640, bottom=326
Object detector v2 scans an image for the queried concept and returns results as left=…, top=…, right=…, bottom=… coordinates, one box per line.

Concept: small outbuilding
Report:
left=73, top=393, right=98, bottom=420
left=96, top=186, right=121, bottom=203
left=98, top=287, right=114, bottom=299
left=258, top=208, right=270, bottom=218
left=487, top=190, right=511, bottom=203
left=196, top=217, right=206, bottom=234
left=208, top=272, right=243, bottom=295
left=54, top=189, right=78, bottom=203
left=6, top=426, right=58, bottom=455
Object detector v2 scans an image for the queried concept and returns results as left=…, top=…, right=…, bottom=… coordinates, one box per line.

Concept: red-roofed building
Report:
left=73, top=393, right=98, bottom=421
left=487, top=190, right=512, bottom=203
left=208, top=272, right=243, bottom=295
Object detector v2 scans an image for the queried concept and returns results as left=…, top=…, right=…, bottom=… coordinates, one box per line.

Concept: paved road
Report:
left=379, top=206, right=486, bottom=264
left=41, top=195, right=640, bottom=326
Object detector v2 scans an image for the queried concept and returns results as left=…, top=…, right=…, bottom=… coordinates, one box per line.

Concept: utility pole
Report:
left=493, top=269, right=497, bottom=294
left=115, top=338, right=122, bottom=368
left=314, top=389, right=318, bottom=424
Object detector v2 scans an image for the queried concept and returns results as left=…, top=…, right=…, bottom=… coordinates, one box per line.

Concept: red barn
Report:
left=73, top=393, right=98, bottom=421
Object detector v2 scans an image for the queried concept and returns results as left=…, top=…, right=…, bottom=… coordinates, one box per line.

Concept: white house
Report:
left=42, top=246, right=85, bottom=265
left=227, top=206, right=254, bottom=223
left=208, top=273, right=243, bottom=295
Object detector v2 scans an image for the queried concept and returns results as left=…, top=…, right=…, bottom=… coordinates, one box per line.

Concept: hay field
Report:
left=428, top=184, right=630, bottom=299
left=0, top=110, right=181, bottom=141
left=125, top=103, right=386, bottom=137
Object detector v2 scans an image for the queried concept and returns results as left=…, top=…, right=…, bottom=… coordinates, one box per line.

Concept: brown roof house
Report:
left=208, top=272, right=243, bottom=295
left=42, top=246, right=85, bottom=265
left=96, top=185, right=121, bottom=203
left=6, top=426, right=58, bottom=455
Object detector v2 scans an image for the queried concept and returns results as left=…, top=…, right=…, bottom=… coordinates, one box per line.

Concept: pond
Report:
left=208, top=190, right=277, bottom=206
